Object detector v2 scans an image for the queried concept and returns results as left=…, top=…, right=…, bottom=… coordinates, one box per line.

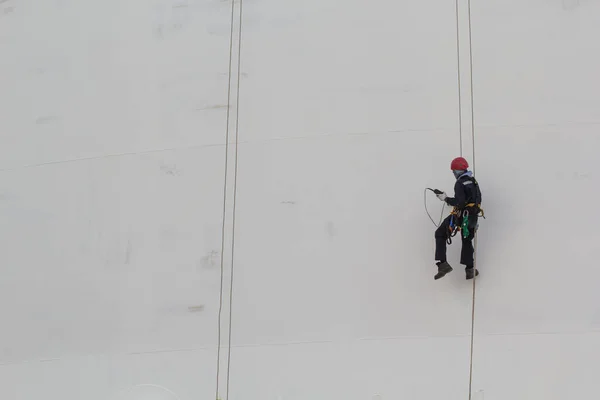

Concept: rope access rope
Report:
left=216, top=0, right=242, bottom=399
left=435, top=1, right=480, bottom=397
left=455, top=0, right=464, bottom=156
left=225, top=0, right=244, bottom=398
left=466, top=0, right=478, bottom=398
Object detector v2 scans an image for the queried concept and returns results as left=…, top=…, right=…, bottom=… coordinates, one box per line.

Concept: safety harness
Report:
left=447, top=204, right=484, bottom=243
left=446, top=177, right=485, bottom=244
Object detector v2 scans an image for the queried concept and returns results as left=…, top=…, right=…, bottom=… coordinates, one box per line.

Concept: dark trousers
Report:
left=435, top=213, right=478, bottom=268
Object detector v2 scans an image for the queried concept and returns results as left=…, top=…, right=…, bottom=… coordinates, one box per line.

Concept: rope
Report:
left=466, top=0, right=478, bottom=398
left=215, top=0, right=237, bottom=396
left=455, top=0, right=464, bottom=157
left=225, top=0, right=244, bottom=398
left=453, top=0, right=479, bottom=395
left=467, top=0, right=476, bottom=171
left=216, top=0, right=243, bottom=399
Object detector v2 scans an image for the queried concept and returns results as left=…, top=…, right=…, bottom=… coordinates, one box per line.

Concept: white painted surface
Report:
left=0, top=0, right=599, bottom=399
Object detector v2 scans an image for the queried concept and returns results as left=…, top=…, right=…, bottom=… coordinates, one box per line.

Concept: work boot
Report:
left=434, top=261, right=453, bottom=280
left=465, top=268, right=479, bottom=280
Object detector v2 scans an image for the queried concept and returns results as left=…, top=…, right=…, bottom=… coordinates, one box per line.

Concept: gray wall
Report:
left=0, top=0, right=598, bottom=399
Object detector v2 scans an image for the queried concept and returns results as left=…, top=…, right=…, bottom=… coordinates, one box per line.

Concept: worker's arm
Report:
left=444, top=180, right=466, bottom=208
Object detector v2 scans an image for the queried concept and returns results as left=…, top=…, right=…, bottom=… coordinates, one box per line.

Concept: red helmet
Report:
left=450, top=157, right=469, bottom=170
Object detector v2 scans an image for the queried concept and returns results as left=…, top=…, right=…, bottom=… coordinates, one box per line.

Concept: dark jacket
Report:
left=445, top=171, right=482, bottom=211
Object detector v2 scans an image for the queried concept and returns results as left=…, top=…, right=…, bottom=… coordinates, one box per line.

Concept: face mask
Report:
left=453, top=170, right=465, bottom=179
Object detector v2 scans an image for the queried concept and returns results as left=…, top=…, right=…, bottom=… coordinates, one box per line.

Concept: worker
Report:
left=433, top=157, right=482, bottom=280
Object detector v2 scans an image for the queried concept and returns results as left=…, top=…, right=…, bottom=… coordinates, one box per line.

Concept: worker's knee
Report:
left=434, top=226, right=447, bottom=239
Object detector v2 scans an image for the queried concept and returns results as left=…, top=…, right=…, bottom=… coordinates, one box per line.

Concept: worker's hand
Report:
left=436, top=191, right=447, bottom=201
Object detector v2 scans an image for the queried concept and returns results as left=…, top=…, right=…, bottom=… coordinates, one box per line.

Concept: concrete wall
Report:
left=0, top=0, right=599, bottom=399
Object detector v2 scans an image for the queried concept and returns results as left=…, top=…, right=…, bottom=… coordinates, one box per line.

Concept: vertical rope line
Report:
left=455, top=0, right=464, bottom=156
left=215, top=0, right=237, bottom=398
left=468, top=0, right=476, bottom=172
left=225, top=0, right=244, bottom=398
left=466, top=0, right=477, bottom=398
